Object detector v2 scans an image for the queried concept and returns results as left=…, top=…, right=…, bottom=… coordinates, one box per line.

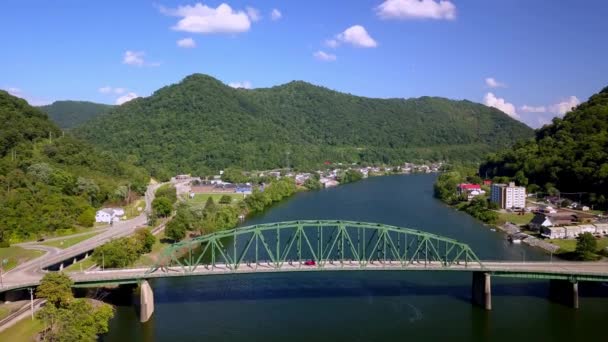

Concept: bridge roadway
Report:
left=2, top=260, right=607, bottom=292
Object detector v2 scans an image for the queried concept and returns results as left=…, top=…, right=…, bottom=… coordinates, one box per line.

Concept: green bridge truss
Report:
left=147, top=220, right=483, bottom=274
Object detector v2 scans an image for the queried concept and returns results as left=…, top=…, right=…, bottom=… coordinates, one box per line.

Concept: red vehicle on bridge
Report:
left=304, top=259, right=316, bottom=266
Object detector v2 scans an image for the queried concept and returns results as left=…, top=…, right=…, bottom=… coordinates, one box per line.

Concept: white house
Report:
left=95, top=208, right=123, bottom=223
left=541, top=226, right=566, bottom=239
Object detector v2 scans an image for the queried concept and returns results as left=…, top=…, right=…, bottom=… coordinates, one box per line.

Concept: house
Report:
left=564, top=225, right=583, bottom=238
left=582, top=206, right=590, bottom=211
left=457, top=183, right=485, bottom=201
left=320, top=177, right=339, bottom=188
left=529, top=213, right=577, bottom=231
left=95, top=208, right=122, bottom=223
left=483, top=179, right=492, bottom=186
left=541, top=226, right=566, bottom=239
left=491, top=182, right=526, bottom=209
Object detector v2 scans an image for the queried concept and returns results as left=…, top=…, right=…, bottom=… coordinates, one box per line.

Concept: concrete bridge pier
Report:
left=472, top=272, right=492, bottom=310
left=139, top=280, right=154, bottom=323
left=549, top=279, right=579, bottom=309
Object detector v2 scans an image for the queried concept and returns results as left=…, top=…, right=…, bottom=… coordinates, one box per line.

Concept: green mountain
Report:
left=0, top=91, right=148, bottom=241
left=39, top=100, right=113, bottom=129
left=75, top=74, right=533, bottom=178
left=481, top=85, right=608, bottom=207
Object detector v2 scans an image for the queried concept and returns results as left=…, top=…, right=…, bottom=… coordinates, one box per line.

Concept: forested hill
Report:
left=75, top=74, right=533, bottom=178
left=0, top=91, right=148, bottom=241
left=39, top=100, right=113, bottom=129
left=481, top=85, right=608, bottom=208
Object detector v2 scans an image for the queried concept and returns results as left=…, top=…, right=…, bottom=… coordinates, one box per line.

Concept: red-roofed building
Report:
left=483, top=179, right=492, bottom=186
left=457, top=183, right=485, bottom=201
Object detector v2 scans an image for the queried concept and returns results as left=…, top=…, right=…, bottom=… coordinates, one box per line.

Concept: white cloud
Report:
left=485, top=77, right=506, bottom=89
left=177, top=37, right=197, bottom=48
left=246, top=7, right=261, bottom=22
left=549, top=96, right=580, bottom=115
left=228, top=81, right=252, bottom=89
left=271, top=8, right=282, bottom=20
left=520, top=105, right=546, bottom=113
left=122, top=50, right=159, bottom=67
left=313, top=51, right=337, bottom=62
left=376, top=0, right=456, bottom=20
left=160, top=3, right=252, bottom=34
left=484, top=92, right=518, bottom=119
left=333, top=25, right=378, bottom=48
left=115, top=92, right=139, bottom=105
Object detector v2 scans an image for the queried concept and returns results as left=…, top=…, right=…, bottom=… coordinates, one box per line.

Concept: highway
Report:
left=1, top=183, right=161, bottom=288
left=2, top=260, right=608, bottom=293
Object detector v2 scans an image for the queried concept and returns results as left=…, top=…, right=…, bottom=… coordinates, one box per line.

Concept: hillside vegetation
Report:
left=75, top=74, right=533, bottom=178
left=39, top=100, right=112, bottom=129
left=0, top=91, right=148, bottom=242
left=481, top=86, right=608, bottom=208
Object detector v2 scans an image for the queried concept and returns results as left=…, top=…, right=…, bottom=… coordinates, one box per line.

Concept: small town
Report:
left=455, top=180, right=608, bottom=254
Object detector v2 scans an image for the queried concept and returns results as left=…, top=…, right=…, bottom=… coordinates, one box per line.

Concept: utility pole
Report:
left=28, top=288, right=34, bottom=320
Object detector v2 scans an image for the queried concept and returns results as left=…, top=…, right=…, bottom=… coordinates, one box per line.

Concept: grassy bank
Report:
left=0, top=247, right=44, bottom=271
left=187, top=193, right=245, bottom=207
left=40, top=231, right=101, bottom=249
left=549, top=237, right=608, bottom=254
left=497, top=212, right=534, bottom=225
left=0, top=317, right=44, bottom=342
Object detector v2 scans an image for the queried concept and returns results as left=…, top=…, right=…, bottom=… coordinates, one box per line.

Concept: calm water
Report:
left=103, top=174, right=608, bottom=341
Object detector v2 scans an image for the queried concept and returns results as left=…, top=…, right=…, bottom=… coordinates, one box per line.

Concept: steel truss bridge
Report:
left=147, top=220, right=483, bottom=274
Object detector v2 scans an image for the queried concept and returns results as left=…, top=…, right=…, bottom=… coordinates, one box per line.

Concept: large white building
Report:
left=491, top=182, right=526, bottom=209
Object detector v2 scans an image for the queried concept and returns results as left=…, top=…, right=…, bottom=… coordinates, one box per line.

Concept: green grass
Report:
left=0, top=301, right=28, bottom=320
left=0, top=317, right=44, bottom=342
left=187, top=193, right=244, bottom=208
left=497, top=212, right=534, bottom=225
left=123, top=198, right=145, bottom=219
left=549, top=237, right=608, bottom=253
left=0, top=247, right=44, bottom=271
left=39, top=231, right=101, bottom=249
left=64, top=257, right=97, bottom=272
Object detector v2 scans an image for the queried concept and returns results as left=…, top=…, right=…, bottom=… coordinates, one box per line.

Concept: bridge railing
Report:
left=147, top=220, right=483, bottom=274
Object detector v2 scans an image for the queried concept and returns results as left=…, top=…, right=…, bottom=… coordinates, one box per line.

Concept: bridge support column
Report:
left=472, top=272, right=491, bottom=310
left=549, top=279, right=579, bottom=309
left=59, top=263, right=64, bottom=271
left=139, top=280, right=154, bottom=323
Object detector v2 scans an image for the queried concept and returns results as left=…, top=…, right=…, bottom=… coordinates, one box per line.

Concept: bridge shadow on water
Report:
left=128, top=271, right=608, bottom=307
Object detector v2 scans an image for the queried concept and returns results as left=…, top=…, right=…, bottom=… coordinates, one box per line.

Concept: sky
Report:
left=1, top=0, right=607, bottom=128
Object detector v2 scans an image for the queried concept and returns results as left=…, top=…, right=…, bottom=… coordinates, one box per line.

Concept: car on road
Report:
left=37, top=238, right=45, bottom=242
left=304, top=260, right=316, bottom=266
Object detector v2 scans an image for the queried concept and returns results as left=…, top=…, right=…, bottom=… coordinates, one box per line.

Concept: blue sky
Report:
left=1, top=0, right=607, bottom=128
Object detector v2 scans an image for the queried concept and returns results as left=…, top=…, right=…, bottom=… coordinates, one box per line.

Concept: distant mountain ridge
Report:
left=39, top=100, right=113, bottom=129
left=75, top=73, right=534, bottom=178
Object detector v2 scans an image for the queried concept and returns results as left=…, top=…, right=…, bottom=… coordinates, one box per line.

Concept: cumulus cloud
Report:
left=246, top=7, right=261, bottom=22
left=520, top=105, right=546, bottom=113
left=271, top=8, right=282, bottom=20
left=332, top=25, right=377, bottom=48
left=549, top=96, right=580, bottom=115
left=376, top=0, right=456, bottom=20
left=177, top=37, right=197, bottom=48
left=99, top=86, right=126, bottom=94
left=485, top=77, right=506, bottom=89
left=123, top=50, right=145, bottom=66
left=228, top=81, right=252, bottom=89
left=115, top=92, right=139, bottom=105
left=484, top=92, right=518, bottom=119
left=160, top=3, right=252, bottom=34
left=313, top=51, right=337, bottom=62
left=6, top=87, right=22, bottom=97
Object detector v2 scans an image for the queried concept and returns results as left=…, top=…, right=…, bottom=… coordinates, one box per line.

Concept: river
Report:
left=102, top=174, right=608, bottom=341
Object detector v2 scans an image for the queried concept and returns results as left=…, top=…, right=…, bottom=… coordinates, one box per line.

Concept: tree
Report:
left=337, top=170, right=363, bottom=184
left=204, top=197, right=216, bottom=212
left=219, top=195, right=232, bottom=204
left=91, top=238, right=140, bottom=268
left=165, top=217, right=187, bottom=241
left=303, top=177, right=322, bottom=190
left=134, top=228, right=155, bottom=253
left=575, top=232, right=598, bottom=260
left=76, top=207, right=95, bottom=227
left=36, top=272, right=73, bottom=308
left=152, top=197, right=172, bottom=217
left=155, top=184, right=177, bottom=203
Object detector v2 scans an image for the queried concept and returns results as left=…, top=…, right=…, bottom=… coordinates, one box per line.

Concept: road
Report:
left=3, top=260, right=608, bottom=293
left=1, top=183, right=162, bottom=288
